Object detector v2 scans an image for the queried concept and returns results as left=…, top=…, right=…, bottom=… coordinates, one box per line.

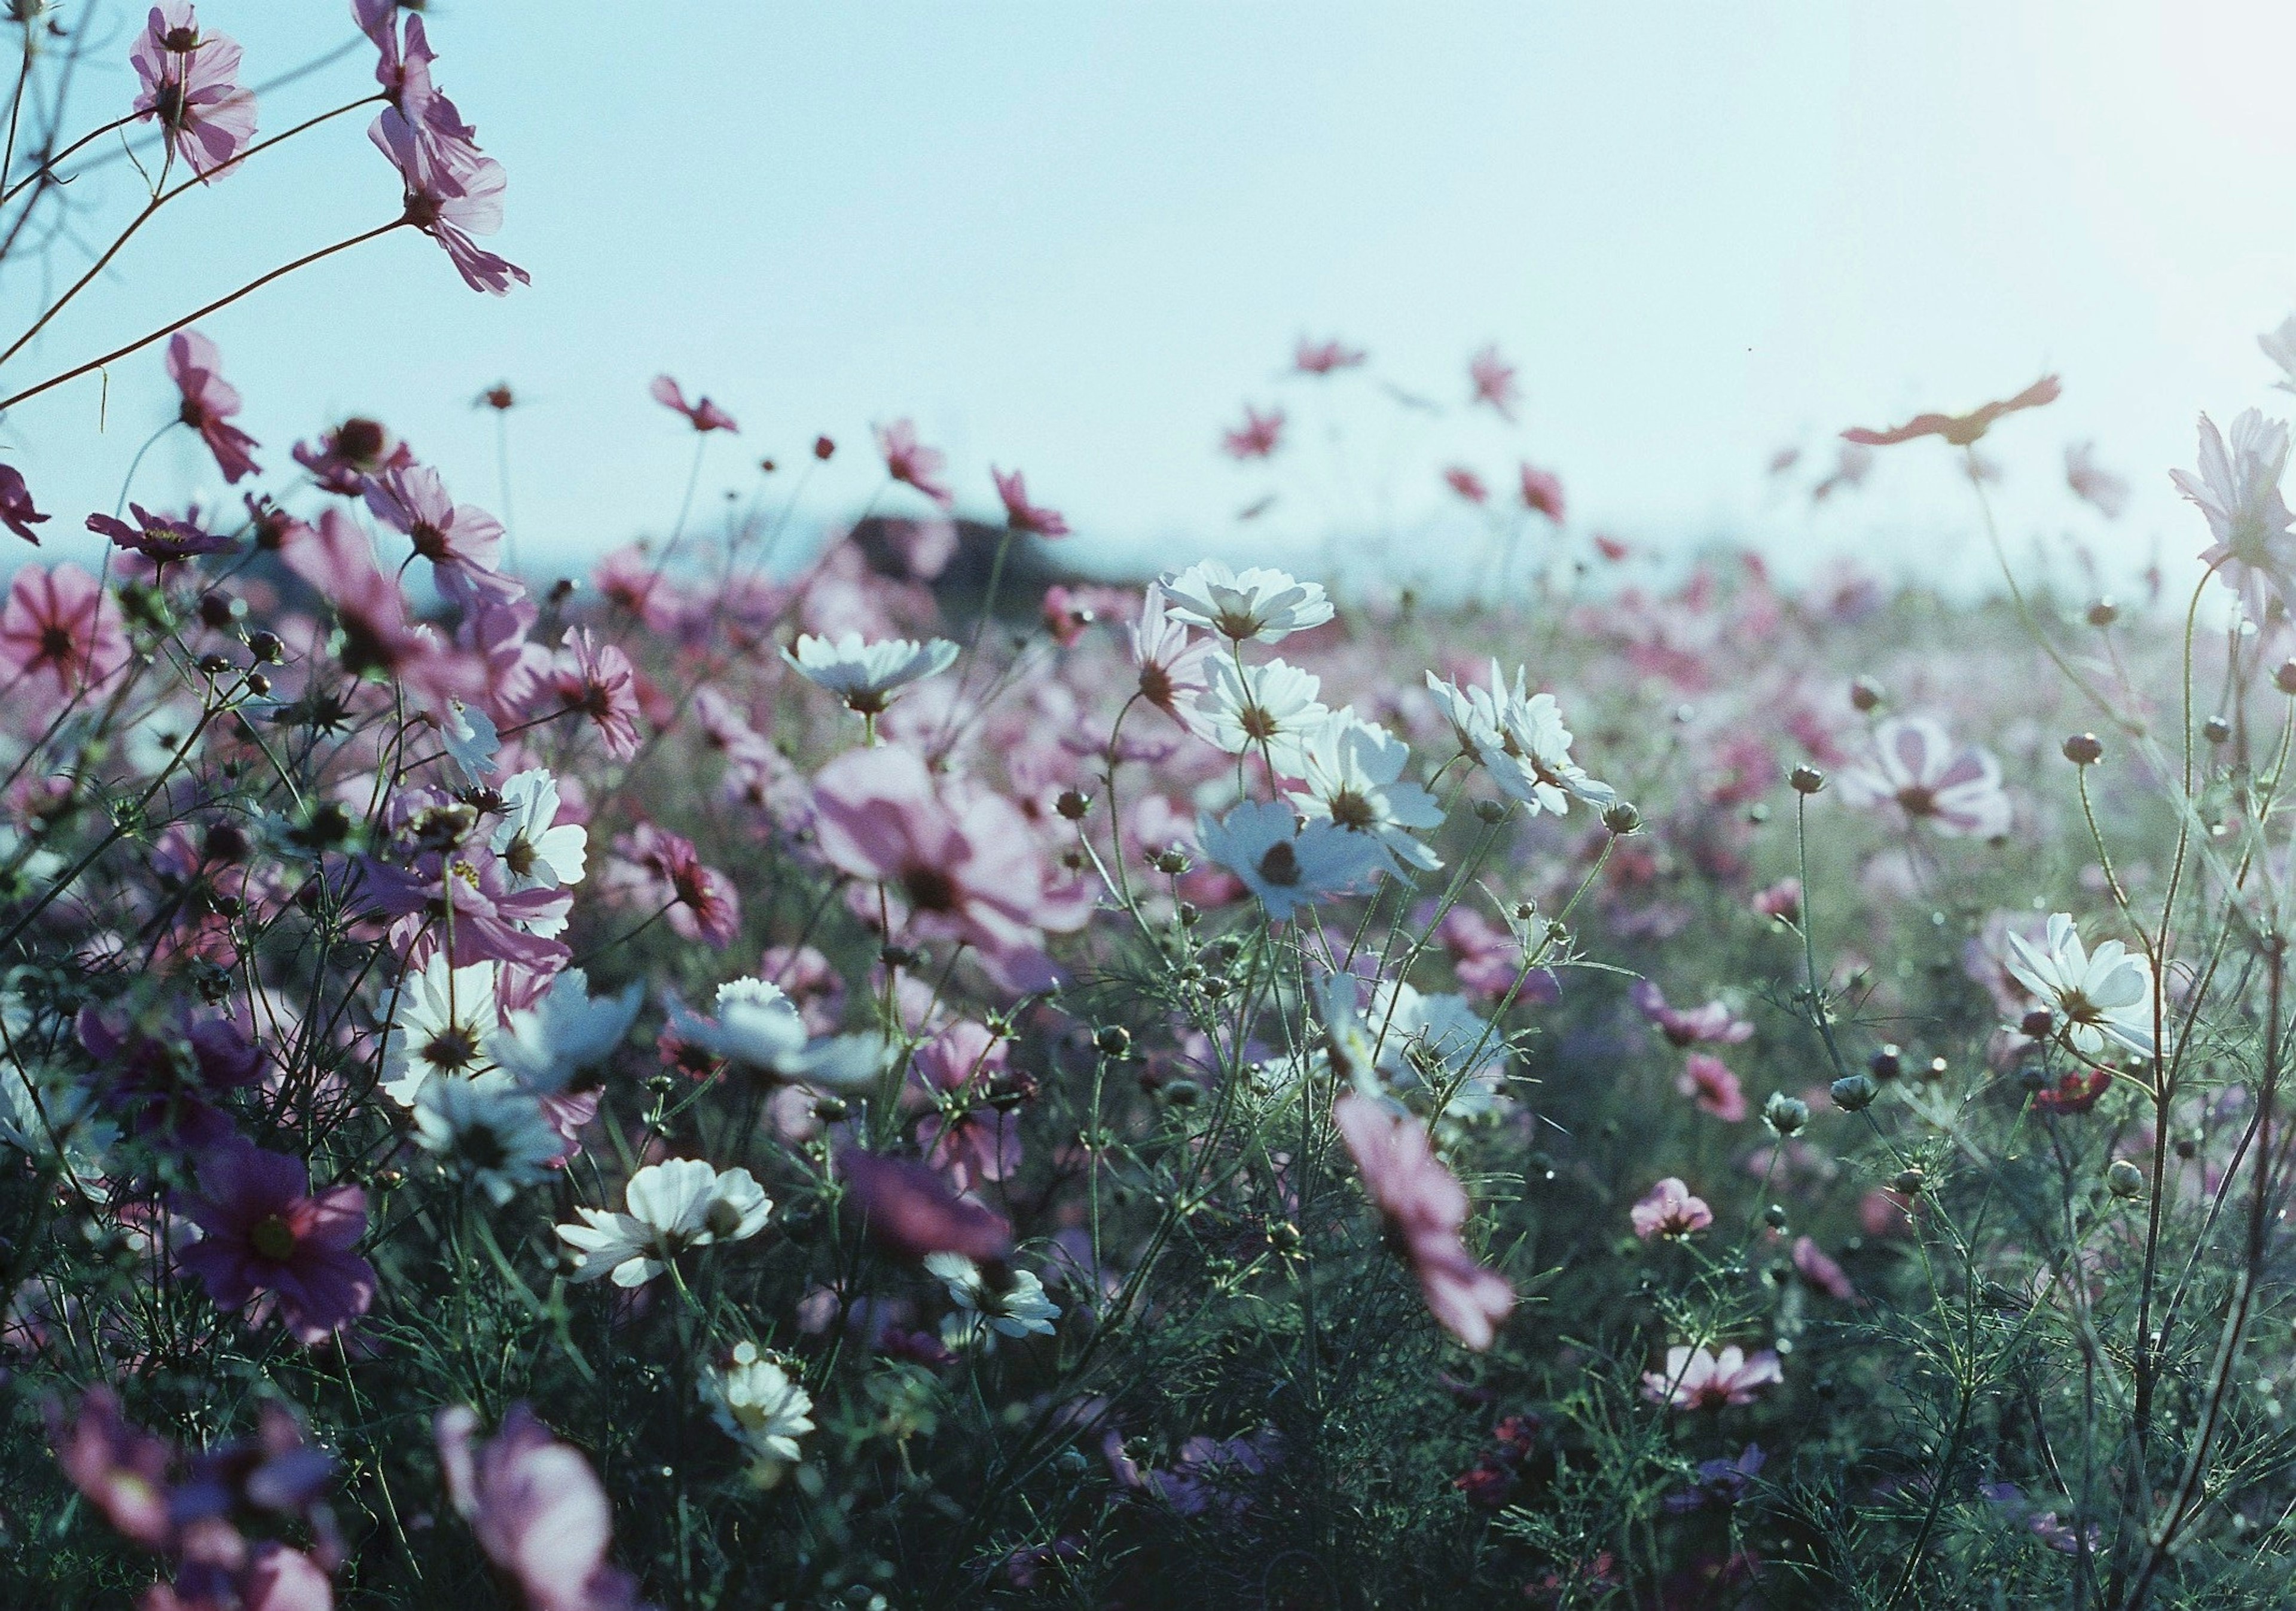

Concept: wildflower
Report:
left=2005, top=913, right=2154, bottom=1059
left=1287, top=709, right=1444, bottom=873
left=1199, top=799, right=1385, bottom=922
left=706, top=1343, right=816, bottom=1469
left=1842, top=374, right=2060, bottom=447
left=603, top=823, right=740, bottom=948
left=1468, top=343, right=1520, bottom=419
left=0, top=463, right=47, bottom=544
left=1518, top=462, right=1565, bottom=521
left=1631, top=1177, right=1712, bottom=1240
left=294, top=415, right=410, bottom=496
left=362, top=462, right=514, bottom=604
left=1157, top=559, right=1333, bottom=644
left=164, top=330, right=260, bottom=482
left=381, top=955, right=499, bottom=1106
left=1443, top=466, right=1489, bottom=504
left=665, top=977, right=807, bottom=1073
left=84, top=504, right=233, bottom=564
left=130, top=3, right=257, bottom=181
left=1677, top=1052, right=1748, bottom=1121
left=538, top=629, right=642, bottom=759
left=2265, top=315, right=2296, bottom=392
left=783, top=631, right=958, bottom=717
left=434, top=1404, right=645, bottom=1611
left=1791, top=1236, right=1857, bottom=1301
left=991, top=467, right=1070, bottom=536
left=1128, top=588, right=1216, bottom=718
left=175, top=1139, right=375, bottom=1344
left=45, top=1389, right=176, bottom=1550
left=836, top=1144, right=1012, bottom=1261
left=875, top=418, right=953, bottom=507
left=1663, top=1445, right=1766, bottom=1514
left=282, top=508, right=479, bottom=710
left=2065, top=441, right=2129, bottom=518
left=1294, top=336, right=1366, bottom=374
left=1641, top=1344, right=1782, bottom=1409
left=1839, top=716, right=2013, bottom=837
left=491, top=769, right=588, bottom=890
left=926, top=1252, right=1060, bottom=1340
left=412, top=1073, right=561, bottom=1203
left=1195, top=656, right=1329, bottom=772
left=1332, top=1090, right=1515, bottom=1349
left=556, top=1157, right=771, bottom=1286
left=370, top=105, right=530, bottom=295
left=649, top=374, right=737, bottom=433
left=2172, top=411, right=2296, bottom=622
left=1425, top=661, right=1614, bottom=815
left=1220, top=404, right=1286, bottom=460
left=486, top=968, right=642, bottom=1093
left=0, top=562, right=130, bottom=700
left=912, top=1019, right=1022, bottom=1188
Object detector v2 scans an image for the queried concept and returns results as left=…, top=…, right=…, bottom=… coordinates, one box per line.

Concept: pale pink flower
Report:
left=1838, top=716, right=2013, bottom=838
left=1791, top=1236, right=1857, bottom=1301
left=1631, top=980, right=1753, bottom=1047
left=1468, top=344, right=1520, bottom=420
left=0, top=563, right=130, bottom=701
left=1641, top=1344, right=1782, bottom=1410
left=1676, top=1053, right=1747, bottom=1123
left=990, top=467, right=1070, bottom=537
left=875, top=420, right=952, bottom=508
left=2065, top=441, right=2129, bottom=519
left=1518, top=462, right=1565, bottom=522
left=650, top=375, right=737, bottom=433
left=165, top=330, right=259, bottom=482
left=1332, top=1092, right=1514, bottom=1350
left=370, top=106, right=530, bottom=295
left=1842, top=374, right=2060, bottom=447
left=536, top=629, right=642, bottom=759
left=435, top=1404, right=648, bottom=1611
left=2171, top=410, right=2295, bottom=622
left=1631, top=1178, right=1712, bottom=1240
left=911, top=1020, right=1022, bottom=1190
left=131, top=3, right=257, bottom=181
left=1294, top=337, right=1366, bottom=375
left=1220, top=405, right=1286, bottom=461
left=1443, top=466, right=1488, bottom=505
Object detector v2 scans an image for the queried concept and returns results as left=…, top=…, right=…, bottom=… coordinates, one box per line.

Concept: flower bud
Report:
left=2086, top=598, right=2118, bottom=628
left=2020, top=1008, right=2054, bottom=1040
left=813, top=435, right=836, bottom=460
left=1763, top=1204, right=1789, bottom=1230
left=2063, top=732, right=2104, bottom=766
left=1830, top=1072, right=1878, bottom=1112
left=248, top=630, right=283, bottom=664
left=1162, top=1077, right=1202, bottom=1108
left=2278, top=659, right=2296, bottom=696
left=1055, top=788, right=1092, bottom=821
left=1473, top=797, right=1510, bottom=824
left=2105, top=1158, right=2146, bottom=1199
left=1892, top=1166, right=1926, bottom=1195
left=1174, top=901, right=1200, bottom=927
left=2203, top=715, right=2232, bottom=745
left=1849, top=676, right=1883, bottom=712
left=1093, top=1025, right=1132, bottom=1059
left=1868, top=1044, right=1902, bottom=1081
left=244, top=671, right=270, bottom=698
left=1924, top=1055, right=1950, bottom=1081
left=1789, top=765, right=1825, bottom=796
left=1763, top=1092, right=1809, bottom=1136
left=1601, top=801, right=1642, bottom=836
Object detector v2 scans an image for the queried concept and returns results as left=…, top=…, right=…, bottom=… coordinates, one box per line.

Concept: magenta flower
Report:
left=1468, top=344, right=1520, bottom=420
left=1630, top=1177, right=1712, bottom=1241
left=604, top=822, right=740, bottom=948
left=875, top=419, right=953, bottom=508
left=835, top=1145, right=1013, bottom=1262
left=1294, top=336, right=1367, bottom=375
left=911, top=1020, right=1022, bottom=1190
left=1332, top=1092, right=1515, bottom=1350
left=0, top=562, right=130, bottom=701
left=1518, top=462, right=1565, bottom=522
left=1842, top=374, right=2060, bottom=447
left=1676, top=1053, right=1747, bottom=1123
left=46, top=1387, right=177, bottom=1549
left=1642, top=1344, right=1782, bottom=1410
left=294, top=415, right=411, bottom=496
left=282, top=509, right=481, bottom=711
left=370, top=106, right=530, bottom=295
left=1631, top=980, right=1754, bottom=1048
left=650, top=375, right=738, bottom=433
left=991, top=467, right=1071, bottom=537
left=1220, top=405, right=1286, bottom=461
left=1443, top=466, right=1489, bottom=505
left=1837, top=716, right=2013, bottom=839
left=1791, top=1236, right=1857, bottom=1302
left=86, top=504, right=233, bottom=564
left=130, top=4, right=257, bottom=182
left=536, top=629, right=642, bottom=759
left=175, top=1139, right=375, bottom=1345
left=164, top=331, right=261, bottom=482
left=362, top=462, right=515, bottom=605
left=0, top=463, right=48, bottom=544
left=435, top=1404, right=649, bottom=1611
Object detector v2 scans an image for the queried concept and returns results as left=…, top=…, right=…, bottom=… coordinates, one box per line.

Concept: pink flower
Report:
left=911, top=1020, right=1022, bottom=1190
left=536, top=629, right=642, bottom=759
left=293, top=415, right=410, bottom=497
left=1837, top=716, right=2012, bottom=839
left=355, top=0, right=481, bottom=173
left=1468, top=344, right=1520, bottom=420
left=2065, top=441, right=2129, bottom=519
left=1442, top=466, right=1489, bottom=505
left=1751, top=879, right=1802, bottom=924
left=0, top=462, right=48, bottom=544
left=1332, top=1092, right=1515, bottom=1350
left=1842, top=374, right=2060, bottom=447
left=1631, top=980, right=1754, bottom=1047
left=1677, top=1053, right=1747, bottom=1123
left=131, top=4, right=257, bottom=181
left=0, top=562, right=130, bottom=701
left=2172, top=411, right=2296, bottom=623
left=370, top=106, right=530, bottom=295
left=836, top=1144, right=1013, bottom=1262
left=604, top=823, right=740, bottom=948
left=1631, top=1178, right=1713, bottom=1240
left=1220, top=405, right=1286, bottom=460
left=362, top=462, right=514, bottom=606
left=991, top=467, right=1070, bottom=537
left=1518, top=462, right=1565, bottom=522
left=281, top=509, right=479, bottom=711
left=1641, top=1344, right=1782, bottom=1410
left=164, top=331, right=260, bottom=482
left=46, top=1387, right=176, bottom=1549
left=1791, top=1236, right=1857, bottom=1302
left=1294, top=337, right=1366, bottom=375
left=435, top=1404, right=648, bottom=1611
left=649, top=375, right=737, bottom=433
left=86, top=504, right=233, bottom=563
left=875, top=419, right=952, bottom=508
left=174, top=1139, right=376, bottom=1345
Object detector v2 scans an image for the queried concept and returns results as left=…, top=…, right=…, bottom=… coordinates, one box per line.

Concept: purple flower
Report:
left=1663, top=1444, right=1765, bottom=1514
left=435, top=1404, right=651, bottom=1611
left=87, top=504, right=234, bottom=564
left=651, top=375, right=738, bottom=433
left=78, top=1005, right=262, bottom=1150
left=131, top=4, right=258, bottom=181
left=175, top=1139, right=377, bottom=1345
left=0, top=462, right=49, bottom=545
left=46, top=1387, right=177, bottom=1550
left=356, top=0, right=484, bottom=174
left=165, top=331, right=261, bottom=483
left=1631, top=979, right=1754, bottom=1047
left=294, top=415, right=411, bottom=496
left=361, top=461, right=517, bottom=605
left=835, top=1145, right=1013, bottom=1262
left=370, top=106, right=530, bottom=295
left=875, top=419, right=953, bottom=508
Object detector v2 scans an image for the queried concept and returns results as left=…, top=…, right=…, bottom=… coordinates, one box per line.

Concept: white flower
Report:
left=382, top=956, right=499, bottom=1107
left=1837, top=716, right=2013, bottom=839
left=0, top=1059, right=115, bottom=1184
left=1156, top=560, right=1334, bottom=644
left=1287, top=709, right=1443, bottom=872
left=668, top=977, right=810, bottom=1072
left=491, top=768, right=587, bottom=889
left=2172, top=411, right=2296, bottom=623
left=925, top=1252, right=1060, bottom=1340
left=442, top=698, right=499, bottom=785
left=706, top=1341, right=815, bottom=1468
left=1364, top=981, right=1509, bottom=1120
left=1193, top=657, right=1328, bottom=773
left=1313, top=969, right=1381, bottom=1087
left=1425, top=661, right=1614, bottom=815
left=2263, top=316, right=2296, bottom=395
left=1198, top=800, right=1385, bottom=922
left=555, top=1157, right=773, bottom=1286
left=411, top=1072, right=562, bottom=1204
left=783, top=632, right=958, bottom=716
left=2005, top=913, right=2155, bottom=1060
left=485, top=967, right=641, bottom=1094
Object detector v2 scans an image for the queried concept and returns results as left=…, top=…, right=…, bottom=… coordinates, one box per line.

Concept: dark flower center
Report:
left=337, top=418, right=386, bottom=462
left=410, top=521, right=449, bottom=561
left=1239, top=704, right=1280, bottom=742
left=1328, top=791, right=1375, bottom=830
left=1256, top=840, right=1302, bottom=888
left=1895, top=785, right=1938, bottom=818
left=37, top=624, right=73, bottom=664
left=503, top=837, right=537, bottom=879
left=903, top=864, right=960, bottom=913
left=423, top=1028, right=480, bottom=1071
left=248, top=1214, right=297, bottom=1262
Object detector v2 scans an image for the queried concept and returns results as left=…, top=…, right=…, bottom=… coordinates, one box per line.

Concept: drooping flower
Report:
left=537, top=629, right=643, bottom=759
left=411, top=1073, right=562, bottom=1203
left=603, top=823, right=740, bottom=947
left=926, top=1251, right=1060, bottom=1342
left=1838, top=716, right=2013, bottom=838
left=1676, top=1053, right=1747, bottom=1121
left=1287, top=709, right=1443, bottom=873
left=555, top=1157, right=771, bottom=1286
left=164, top=330, right=261, bottom=482
left=783, top=632, right=958, bottom=717
left=2171, top=411, right=2296, bottom=622
left=649, top=375, right=737, bottom=433
left=0, top=563, right=130, bottom=701
left=1630, top=1177, right=1712, bottom=1240
left=1158, top=560, right=1333, bottom=644
left=875, top=419, right=953, bottom=508
left=1199, top=799, right=1385, bottom=922
left=1294, top=336, right=1367, bottom=375
left=130, top=4, right=257, bottom=181
left=174, top=1139, right=375, bottom=1345
left=370, top=105, right=530, bottom=295
left=434, top=1405, right=648, bottom=1611
left=2005, top=913, right=2155, bottom=1060
left=1195, top=656, right=1329, bottom=773
left=1518, top=462, right=1565, bottom=522
left=1333, top=1090, right=1514, bottom=1349
left=1842, top=375, right=2060, bottom=447
left=705, top=1343, right=814, bottom=1469
left=990, top=467, right=1070, bottom=537
left=1220, top=405, right=1286, bottom=460
left=0, top=463, right=48, bottom=544
left=1642, top=1344, right=1782, bottom=1409
left=362, top=462, right=514, bottom=604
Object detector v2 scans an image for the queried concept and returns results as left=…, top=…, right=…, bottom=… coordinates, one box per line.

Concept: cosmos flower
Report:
left=875, top=419, right=953, bottom=508
left=2065, top=441, right=2129, bottom=519
left=491, top=769, right=588, bottom=891
left=1631, top=981, right=1754, bottom=1047
left=434, top=1404, right=646, bottom=1611
left=131, top=4, right=257, bottom=181
left=836, top=1145, right=1013, bottom=1262
left=411, top=1073, right=563, bottom=1203
left=1791, top=1236, right=1857, bottom=1301
left=1333, top=1091, right=1515, bottom=1349
left=1841, top=374, right=2060, bottom=447
left=990, top=467, right=1070, bottom=537
left=2005, top=913, right=2155, bottom=1060
left=1641, top=1344, right=1782, bottom=1409
left=0, top=563, right=130, bottom=701
left=174, top=1139, right=375, bottom=1344
left=1443, top=466, right=1489, bottom=505
left=784, top=632, right=958, bottom=717
left=1199, top=799, right=1385, bottom=922
left=1294, top=336, right=1367, bottom=375
left=1675, top=1053, right=1747, bottom=1121
left=1220, top=405, right=1286, bottom=460
left=705, top=1343, right=815, bottom=1469
left=650, top=375, right=737, bottom=433
left=603, top=823, right=740, bottom=948
left=362, top=462, right=514, bottom=605
left=1425, top=661, right=1614, bottom=815
left=1630, top=1177, right=1712, bottom=1240
left=555, top=1157, right=772, bottom=1286
left=1517, top=463, right=1565, bottom=522
left=164, top=330, right=260, bottom=482
left=1195, top=656, right=1330, bottom=773
left=1158, top=560, right=1333, bottom=644
left=295, top=415, right=411, bottom=496
left=0, top=463, right=47, bottom=544
left=1128, top=588, right=1217, bottom=719
left=2170, top=411, right=2295, bottom=622
left=371, top=106, right=530, bottom=295
left=1467, top=344, right=1520, bottom=419
left=85, top=505, right=233, bottom=563
left=381, top=955, right=499, bottom=1107
left=485, top=969, right=642, bottom=1093
left=927, top=1252, right=1060, bottom=1343
left=1837, top=716, right=2012, bottom=838
left=538, top=629, right=643, bottom=759
left=1287, top=708, right=1444, bottom=873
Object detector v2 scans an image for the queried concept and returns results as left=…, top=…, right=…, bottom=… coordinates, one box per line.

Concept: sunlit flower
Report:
left=371, top=105, right=530, bottom=295
left=2005, top=913, right=2154, bottom=1060
left=1837, top=716, right=2012, bottom=838
left=491, top=769, right=588, bottom=891
left=1333, top=1090, right=1514, bottom=1349
left=1287, top=708, right=1443, bottom=873
left=1128, top=588, right=1216, bottom=719
left=1641, top=1344, right=1782, bottom=1409
left=1157, top=560, right=1333, bottom=644
left=876, top=418, right=953, bottom=507
left=1630, top=1177, right=1712, bottom=1240
left=1195, top=656, right=1329, bottom=772
left=784, top=632, right=958, bottom=717
left=706, top=1342, right=815, bottom=1469
left=651, top=374, right=737, bottom=433
left=382, top=955, right=499, bottom=1106
left=1426, top=661, right=1614, bottom=815
left=165, top=329, right=260, bottom=482
left=1199, top=799, right=1385, bottom=922
left=1468, top=344, right=1520, bottom=420
left=555, top=1157, right=771, bottom=1286
left=131, top=3, right=257, bottom=181
left=486, top=968, right=642, bottom=1093
left=1220, top=405, right=1286, bottom=460
left=2170, top=410, right=2295, bottom=622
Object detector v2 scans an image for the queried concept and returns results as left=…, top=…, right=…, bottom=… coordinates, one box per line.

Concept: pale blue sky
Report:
left=5, top=1, right=2296, bottom=593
